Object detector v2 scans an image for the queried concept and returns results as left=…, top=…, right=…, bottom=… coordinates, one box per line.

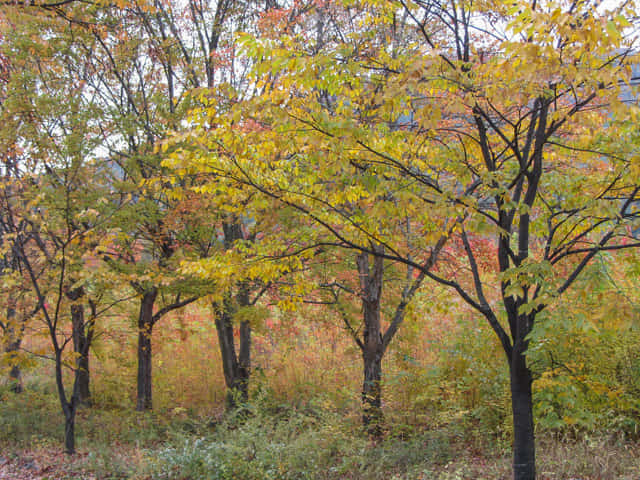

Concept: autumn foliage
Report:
left=0, top=0, right=639, bottom=479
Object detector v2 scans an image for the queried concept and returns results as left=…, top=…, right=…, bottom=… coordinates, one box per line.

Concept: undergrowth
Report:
left=1, top=384, right=639, bottom=479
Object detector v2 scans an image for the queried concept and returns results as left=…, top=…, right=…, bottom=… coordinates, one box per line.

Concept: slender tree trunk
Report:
left=362, top=346, right=383, bottom=435
left=236, top=285, right=251, bottom=405
left=4, top=302, right=23, bottom=393
left=237, top=319, right=251, bottom=403
left=215, top=301, right=239, bottom=409
left=54, top=349, right=77, bottom=454
left=217, top=223, right=253, bottom=410
left=214, top=288, right=251, bottom=410
left=7, top=345, right=22, bottom=393
left=64, top=409, right=75, bottom=454
left=9, top=362, right=22, bottom=393
left=71, top=304, right=91, bottom=405
left=136, top=289, right=157, bottom=411
left=215, top=312, right=251, bottom=409
left=510, top=341, right=535, bottom=480
left=357, top=248, right=385, bottom=437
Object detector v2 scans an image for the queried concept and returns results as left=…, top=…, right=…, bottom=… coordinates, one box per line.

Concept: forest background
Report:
left=0, top=0, right=640, bottom=479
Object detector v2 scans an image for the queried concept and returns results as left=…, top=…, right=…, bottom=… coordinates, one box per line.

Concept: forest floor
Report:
left=1, top=429, right=639, bottom=480
left=1, top=385, right=639, bottom=479
left=0, top=451, right=98, bottom=480
left=1, top=445, right=135, bottom=480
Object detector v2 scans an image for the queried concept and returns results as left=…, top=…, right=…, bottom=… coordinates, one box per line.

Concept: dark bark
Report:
left=64, top=409, right=75, bottom=454
left=133, top=286, right=196, bottom=411
left=357, top=248, right=385, bottom=437
left=71, top=303, right=91, bottom=405
left=9, top=363, right=22, bottom=393
left=215, top=301, right=238, bottom=408
left=53, top=348, right=78, bottom=455
left=214, top=290, right=251, bottom=410
left=362, top=348, right=383, bottom=435
left=500, top=295, right=536, bottom=480
left=59, top=304, right=94, bottom=452
left=4, top=303, right=23, bottom=393
left=59, top=303, right=95, bottom=452
left=510, top=334, right=535, bottom=480
left=236, top=285, right=251, bottom=405
left=215, top=222, right=252, bottom=410
left=136, top=289, right=157, bottom=411
left=237, top=319, right=251, bottom=403
left=339, top=235, right=444, bottom=437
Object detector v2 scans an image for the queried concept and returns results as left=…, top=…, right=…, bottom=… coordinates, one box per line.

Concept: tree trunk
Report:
left=71, top=304, right=91, bottom=405
left=237, top=319, right=251, bottom=404
left=510, top=340, right=535, bottom=480
left=217, top=223, right=253, bottom=410
left=54, top=349, right=77, bottom=455
left=9, top=363, right=22, bottom=393
left=362, top=347, right=383, bottom=435
left=4, top=303, right=23, bottom=393
left=64, top=410, right=75, bottom=454
left=136, top=289, right=157, bottom=411
left=357, top=248, right=385, bottom=437
left=236, top=284, right=251, bottom=405
left=6, top=337, right=23, bottom=394
left=215, top=303, right=239, bottom=409
left=214, top=288, right=251, bottom=410
left=215, top=313, right=251, bottom=409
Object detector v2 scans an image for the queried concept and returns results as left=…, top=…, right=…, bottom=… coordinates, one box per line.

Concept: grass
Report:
left=2, top=301, right=640, bottom=479
left=1, top=383, right=639, bottom=480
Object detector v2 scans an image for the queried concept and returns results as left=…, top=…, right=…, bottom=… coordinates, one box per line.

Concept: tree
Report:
left=145, top=0, right=295, bottom=410
left=11, top=0, right=272, bottom=412
left=165, top=0, right=464, bottom=431
left=0, top=146, right=42, bottom=394
left=46, top=0, right=220, bottom=411
left=167, top=0, right=640, bottom=478
left=0, top=29, right=30, bottom=393
left=0, top=178, right=37, bottom=394
left=174, top=191, right=290, bottom=410
left=0, top=5, right=123, bottom=450
left=7, top=152, right=104, bottom=455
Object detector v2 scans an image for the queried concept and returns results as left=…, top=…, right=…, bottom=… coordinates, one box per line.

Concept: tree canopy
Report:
left=0, top=0, right=639, bottom=478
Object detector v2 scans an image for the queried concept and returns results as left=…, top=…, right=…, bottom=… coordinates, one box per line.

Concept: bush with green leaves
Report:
left=146, top=399, right=456, bottom=480
left=528, top=260, right=640, bottom=438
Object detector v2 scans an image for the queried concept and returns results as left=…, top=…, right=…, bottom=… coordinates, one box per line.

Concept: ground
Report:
left=0, top=452, right=98, bottom=480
